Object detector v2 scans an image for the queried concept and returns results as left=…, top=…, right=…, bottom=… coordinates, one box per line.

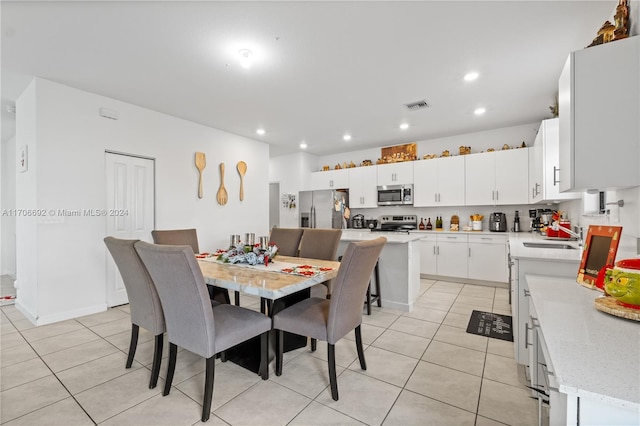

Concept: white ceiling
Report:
left=1, top=1, right=616, bottom=157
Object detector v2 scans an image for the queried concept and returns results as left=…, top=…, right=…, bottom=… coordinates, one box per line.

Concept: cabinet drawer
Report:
left=468, top=234, right=507, bottom=244
left=438, top=234, right=468, bottom=243
left=419, top=234, right=437, bottom=243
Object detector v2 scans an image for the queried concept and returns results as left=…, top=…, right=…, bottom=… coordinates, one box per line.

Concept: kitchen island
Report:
left=339, top=230, right=422, bottom=312
left=526, top=274, right=640, bottom=425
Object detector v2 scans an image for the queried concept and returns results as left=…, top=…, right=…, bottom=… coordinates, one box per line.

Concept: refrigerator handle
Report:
left=310, top=205, right=316, bottom=228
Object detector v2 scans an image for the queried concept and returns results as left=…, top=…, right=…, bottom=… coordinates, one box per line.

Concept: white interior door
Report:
left=105, top=152, right=155, bottom=307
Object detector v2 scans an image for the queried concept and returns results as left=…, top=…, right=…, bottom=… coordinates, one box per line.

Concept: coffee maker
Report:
left=529, top=209, right=539, bottom=233
left=512, top=210, right=521, bottom=232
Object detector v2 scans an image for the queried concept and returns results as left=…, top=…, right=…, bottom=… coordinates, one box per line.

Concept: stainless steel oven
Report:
left=377, top=184, right=413, bottom=206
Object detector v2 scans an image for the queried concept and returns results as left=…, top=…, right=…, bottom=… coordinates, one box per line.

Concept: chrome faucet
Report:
left=554, top=224, right=583, bottom=247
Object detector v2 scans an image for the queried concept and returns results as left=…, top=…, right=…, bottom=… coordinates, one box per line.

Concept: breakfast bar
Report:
left=339, top=230, right=422, bottom=312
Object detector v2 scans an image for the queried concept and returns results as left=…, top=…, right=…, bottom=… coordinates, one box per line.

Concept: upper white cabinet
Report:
left=558, top=36, right=639, bottom=192
left=465, top=149, right=529, bottom=205
left=413, top=156, right=465, bottom=207
left=377, top=162, right=413, bottom=186
left=529, top=118, right=580, bottom=203
left=348, top=166, right=377, bottom=208
left=311, top=169, right=349, bottom=190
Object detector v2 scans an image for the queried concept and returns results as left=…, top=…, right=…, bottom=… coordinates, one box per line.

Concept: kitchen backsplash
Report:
left=350, top=203, right=553, bottom=232
left=559, top=187, right=640, bottom=259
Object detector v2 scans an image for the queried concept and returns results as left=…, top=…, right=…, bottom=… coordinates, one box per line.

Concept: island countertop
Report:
left=341, top=229, right=423, bottom=244
left=526, top=274, right=640, bottom=411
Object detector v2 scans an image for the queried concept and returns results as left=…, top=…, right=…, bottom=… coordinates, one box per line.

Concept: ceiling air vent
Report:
left=404, top=99, right=430, bottom=111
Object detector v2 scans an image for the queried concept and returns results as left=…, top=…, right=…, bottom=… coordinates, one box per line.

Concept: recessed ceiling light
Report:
left=399, top=123, right=409, bottom=130
left=239, top=49, right=253, bottom=69
left=464, top=72, right=479, bottom=81
left=343, top=134, right=352, bottom=141
left=256, top=128, right=265, bottom=135
left=474, top=107, right=486, bottom=115
left=299, top=142, right=307, bottom=149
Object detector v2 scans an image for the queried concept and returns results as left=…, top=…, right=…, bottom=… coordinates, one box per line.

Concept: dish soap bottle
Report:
left=426, top=218, right=433, bottom=230
left=419, top=218, right=425, bottom=230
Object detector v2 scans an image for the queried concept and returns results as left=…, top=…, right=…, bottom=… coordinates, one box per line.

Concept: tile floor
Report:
left=1, top=279, right=541, bottom=425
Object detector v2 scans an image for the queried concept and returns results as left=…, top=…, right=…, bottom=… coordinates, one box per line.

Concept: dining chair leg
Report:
left=260, top=298, right=266, bottom=314
left=234, top=291, right=240, bottom=306
left=365, top=283, right=372, bottom=315
left=275, top=330, right=284, bottom=376
left=126, top=324, right=139, bottom=368
left=310, top=338, right=317, bottom=352
left=328, top=343, right=339, bottom=401
left=163, top=343, right=178, bottom=396
left=149, top=334, right=163, bottom=389
left=260, top=332, right=269, bottom=380
left=355, top=325, right=367, bottom=370
left=220, top=351, right=227, bottom=363
left=202, top=356, right=215, bottom=422
left=374, top=261, right=381, bottom=307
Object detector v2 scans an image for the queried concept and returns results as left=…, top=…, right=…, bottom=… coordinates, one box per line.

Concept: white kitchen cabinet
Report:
left=419, top=234, right=437, bottom=276
left=467, top=234, right=508, bottom=283
left=311, top=169, right=349, bottom=190
left=558, top=36, right=639, bottom=192
left=376, top=162, right=413, bottom=186
left=530, top=118, right=580, bottom=204
left=413, top=156, right=465, bottom=207
left=348, top=166, right=377, bottom=208
left=465, top=149, right=529, bottom=206
left=437, top=234, right=468, bottom=279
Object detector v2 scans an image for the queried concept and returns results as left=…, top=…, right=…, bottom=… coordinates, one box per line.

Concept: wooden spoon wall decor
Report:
left=236, top=161, right=247, bottom=201
left=194, top=152, right=206, bottom=199
left=216, top=163, right=228, bottom=205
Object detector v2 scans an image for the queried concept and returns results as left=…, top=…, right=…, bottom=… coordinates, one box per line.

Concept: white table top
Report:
left=198, top=255, right=339, bottom=300
left=526, top=274, right=640, bottom=410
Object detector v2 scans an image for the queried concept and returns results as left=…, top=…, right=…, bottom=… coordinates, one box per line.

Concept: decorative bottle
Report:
left=426, top=218, right=433, bottom=230
left=419, top=218, right=425, bottom=230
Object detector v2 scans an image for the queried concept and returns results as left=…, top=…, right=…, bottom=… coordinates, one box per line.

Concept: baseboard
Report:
left=421, top=274, right=508, bottom=289
left=15, top=301, right=37, bottom=325
left=378, top=299, right=410, bottom=312
left=16, top=302, right=107, bottom=326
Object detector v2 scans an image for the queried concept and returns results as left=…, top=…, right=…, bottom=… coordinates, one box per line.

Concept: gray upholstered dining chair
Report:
left=273, top=237, right=386, bottom=401
left=269, top=227, right=304, bottom=256
left=299, top=228, right=342, bottom=299
left=134, top=241, right=271, bottom=422
left=103, top=237, right=165, bottom=389
left=152, top=228, right=231, bottom=304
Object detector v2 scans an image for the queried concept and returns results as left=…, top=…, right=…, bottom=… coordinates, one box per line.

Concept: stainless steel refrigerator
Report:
left=299, top=189, right=349, bottom=229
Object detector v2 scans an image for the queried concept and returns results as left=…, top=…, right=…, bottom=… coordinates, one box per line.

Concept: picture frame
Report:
left=577, top=225, right=623, bottom=289
left=18, top=145, right=28, bottom=172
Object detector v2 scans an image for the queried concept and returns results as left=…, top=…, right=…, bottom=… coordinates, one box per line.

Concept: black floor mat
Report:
left=466, top=310, right=513, bottom=342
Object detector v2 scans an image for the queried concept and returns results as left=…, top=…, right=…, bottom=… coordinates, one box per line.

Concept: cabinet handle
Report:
left=525, top=322, right=531, bottom=348
left=480, top=237, right=491, bottom=240
left=492, top=190, right=495, bottom=200
left=532, top=187, right=535, bottom=198
left=468, top=247, right=471, bottom=257
left=435, top=193, right=438, bottom=203
left=553, top=166, right=559, bottom=186
left=433, top=246, right=436, bottom=255
left=535, top=183, right=540, bottom=195
left=524, top=289, right=531, bottom=297
left=437, top=246, right=440, bottom=255
left=496, top=190, right=499, bottom=201
left=438, top=193, right=441, bottom=202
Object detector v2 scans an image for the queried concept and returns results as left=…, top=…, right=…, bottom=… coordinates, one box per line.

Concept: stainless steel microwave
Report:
left=377, top=184, right=413, bottom=206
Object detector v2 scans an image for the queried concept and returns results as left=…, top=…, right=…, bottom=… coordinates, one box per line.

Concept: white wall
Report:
left=1, top=136, right=17, bottom=275
left=314, top=122, right=539, bottom=172
left=15, top=78, right=270, bottom=325
left=269, top=152, right=316, bottom=228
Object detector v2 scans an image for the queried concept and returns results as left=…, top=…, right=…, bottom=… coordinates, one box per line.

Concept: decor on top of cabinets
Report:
left=195, top=152, right=206, bottom=199
left=216, top=163, right=228, bottom=206
left=422, top=154, right=437, bottom=160
left=586, top=1, right=628, bottom=47
left=576, top=225, right=622, bottom=289
left=236, top=161, right=247, bottom=201
left=459, top=146, right=471, bottom=155
left=378, top=142, right=417, bottom=164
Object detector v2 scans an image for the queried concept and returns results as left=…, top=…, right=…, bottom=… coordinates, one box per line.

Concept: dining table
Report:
left=197, top=255, right=340, bottom=373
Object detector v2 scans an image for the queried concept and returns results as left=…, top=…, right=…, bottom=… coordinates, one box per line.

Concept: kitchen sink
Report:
left=522, top=242, right=577, bottom=250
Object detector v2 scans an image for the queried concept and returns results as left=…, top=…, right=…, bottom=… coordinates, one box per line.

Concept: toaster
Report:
left=489, top=212, right=507, bottom=232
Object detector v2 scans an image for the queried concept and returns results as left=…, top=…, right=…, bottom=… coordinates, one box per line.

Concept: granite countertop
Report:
left=341, top=229, right=422, bottom=243
left=525, top=274, right=640, bottom=410
left=508, top=232, right=582, bottom=262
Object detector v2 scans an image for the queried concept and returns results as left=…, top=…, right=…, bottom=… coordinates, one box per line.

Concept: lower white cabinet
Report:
left=436, top=234, right=468, bottom=279
left=419, top=233, right=508, bottom=283
left=468, top=234, right=508, bottom=283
